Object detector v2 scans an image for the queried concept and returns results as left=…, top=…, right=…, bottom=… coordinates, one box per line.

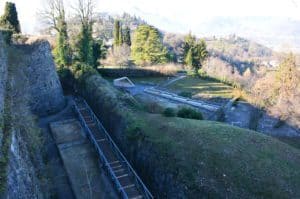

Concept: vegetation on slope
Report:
left=69, top=68, right=300, bottom=198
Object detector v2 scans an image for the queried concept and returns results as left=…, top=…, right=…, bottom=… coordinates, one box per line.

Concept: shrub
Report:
left=144, top=101, right=164, bottom=114
left=57, top=67, right=75, bottom=91
left=163, top=108, right=176, bottom=117
left=73, top=63, right=98, bottom=83
left=177, top=107, right=203, bottom=120
left=179, top=91, right=192, bottom=98
left=0, top=29, right=13, bottom=44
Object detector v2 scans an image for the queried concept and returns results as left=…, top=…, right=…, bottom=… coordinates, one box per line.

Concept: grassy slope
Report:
left=129, top=112, right=300, bottom=198
left=166, top=76, right=234, bottom=99
left=82, top=74, right=300, bottom=198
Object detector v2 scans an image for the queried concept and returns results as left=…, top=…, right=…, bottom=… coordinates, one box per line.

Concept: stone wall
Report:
left=0, top=33, right=8, bottom=142
left=17, top=40, right=65, bottom=116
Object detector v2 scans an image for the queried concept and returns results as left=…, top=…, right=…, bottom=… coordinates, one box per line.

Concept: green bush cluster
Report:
left=163, top=107, right=176, bottom=117
left=0, top=29, right=13, bottom=44
left=177, top=107, right=203, bottom=120
left=162, top=107, right=203, bottom=120
left=178, top=91, right=192, bottom=98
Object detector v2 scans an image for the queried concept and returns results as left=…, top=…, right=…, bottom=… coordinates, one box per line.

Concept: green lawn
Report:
left=129, top=77, right=169, bottom=85
left=166, top=76, right=234, bottom=99
left=277, top=137, right=300, bottom=150
left=128, top=112, right=300, bottom=198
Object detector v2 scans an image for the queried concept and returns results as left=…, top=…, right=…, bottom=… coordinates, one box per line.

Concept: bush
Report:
left=73, top=63, right=98, bottom=83
left=163, top=108, right=176, bottom=117
left=57, top=67, right=75, bottom=91
left=177, top=107, right=203, bottom=120
left=144, top=101, right=164, bottom=114
left=0, top=29, right=13, bottom=44
left=179, top=91, right=192, bottom=98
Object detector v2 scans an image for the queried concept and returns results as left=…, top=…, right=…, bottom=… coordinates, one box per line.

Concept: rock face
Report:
left=18, top=40, right=65, bottom=116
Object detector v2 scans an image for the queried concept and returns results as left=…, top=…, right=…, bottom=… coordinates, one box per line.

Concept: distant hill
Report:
left=125, top=11, right=300, bottom=53
left=93, top=12, right=147, bottom=41
left=195, top=17, right=300, bottom=53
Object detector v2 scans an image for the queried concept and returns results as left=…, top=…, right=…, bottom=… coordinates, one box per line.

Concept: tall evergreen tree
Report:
left=276, top=53, right=298, bottom=96
left=183, top=33, right=208, bottom=74
left=42, top=0, right=71, bottom=67
left=183, top=32, right=196, bottom=61
left=53, top=3, right=71, bottom=66
left=74, top=0, right=95, bottom=66
left=76, top=24, right=93, bottom=65
left=131, top=25, right=167, bottom=66
left=123, top=26, right=131, bottom=46
left=119, top=24, right=123, bottom=45
left=0, top=2, right=21, bottom=33
left=185, top=48, right=194, bottom=67
left=92, top=39, right=107, bottom=68
left=113, top=20, right=121, bottom=46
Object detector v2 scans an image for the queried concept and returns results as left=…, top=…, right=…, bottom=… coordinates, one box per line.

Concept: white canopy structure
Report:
left=113, top=77, right=135, bottom=88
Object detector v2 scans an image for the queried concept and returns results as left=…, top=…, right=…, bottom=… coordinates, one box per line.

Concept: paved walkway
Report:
left=50, top=119, right=118, bottom=199
left=144, top=87, right=220, bottom=112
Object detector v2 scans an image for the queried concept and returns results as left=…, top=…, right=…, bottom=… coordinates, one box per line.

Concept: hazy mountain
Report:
left=195, top=17, right=300, bottom=53
left=127, top=10, right=300, bottom=53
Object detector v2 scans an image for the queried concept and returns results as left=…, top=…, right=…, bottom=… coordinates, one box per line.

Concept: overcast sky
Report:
left=0, top=0, right=299, bottom=34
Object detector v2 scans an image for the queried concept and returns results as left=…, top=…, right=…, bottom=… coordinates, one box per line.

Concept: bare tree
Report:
left=72, top=0, right=95, bottom=26
left=39, top=0, right=66, bottom=32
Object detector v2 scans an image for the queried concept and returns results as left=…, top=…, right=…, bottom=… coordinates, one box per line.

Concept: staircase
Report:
left=73, top=97, right=153, bottom=199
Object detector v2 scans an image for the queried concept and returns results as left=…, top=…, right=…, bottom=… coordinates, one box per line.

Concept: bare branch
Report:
left=38, top=0, right=66, bottom=32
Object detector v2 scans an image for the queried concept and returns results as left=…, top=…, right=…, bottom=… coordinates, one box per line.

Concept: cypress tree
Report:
left=75, top=24, right=94, bottom=65
left=183, top=33, right=208, bottom=74
left=123, top=26, right=131, bottom=46
left=185, top=48, right=194, bottom=68
left=119, top=24, right=123, bottom=45
left=113, top=20, right=121, bottom=46
left=0, top=2, right=21, bottom=33
left=53, top=7, right=72, bottom=67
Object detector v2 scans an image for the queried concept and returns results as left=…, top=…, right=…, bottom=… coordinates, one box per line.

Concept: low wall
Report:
left=98, top=68, right=172, bottom=78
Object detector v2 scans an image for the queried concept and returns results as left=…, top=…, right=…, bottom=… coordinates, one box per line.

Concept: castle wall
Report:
left=0, top=33, right=8, bottom=137
left=18, top=40, right=65, bottom=116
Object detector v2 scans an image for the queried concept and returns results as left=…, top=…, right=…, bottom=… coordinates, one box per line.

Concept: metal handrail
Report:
left=74, top=104, right=128, bottom=198
left=74, top=98, right=153, bottom=199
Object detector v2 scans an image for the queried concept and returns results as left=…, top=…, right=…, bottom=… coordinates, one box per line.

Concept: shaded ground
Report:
left=38, top=97, right=76, bottom=199
left=50, top=119, right=118, bottom=199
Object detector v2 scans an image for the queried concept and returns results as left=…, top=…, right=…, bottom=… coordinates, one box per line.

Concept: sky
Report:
left=0, top=0, right=299, bottom=34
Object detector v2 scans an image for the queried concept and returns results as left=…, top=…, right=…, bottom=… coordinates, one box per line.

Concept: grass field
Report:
left=129, top=77, right=169, bottom=85
left=166, top=76, right=234, bottom=99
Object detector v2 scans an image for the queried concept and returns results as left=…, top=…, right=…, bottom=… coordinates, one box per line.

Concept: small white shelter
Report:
left=113, top=77, right=135, bottom=88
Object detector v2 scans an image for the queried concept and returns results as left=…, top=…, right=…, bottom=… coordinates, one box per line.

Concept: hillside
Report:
left=74, top=71, right=300, bottom=198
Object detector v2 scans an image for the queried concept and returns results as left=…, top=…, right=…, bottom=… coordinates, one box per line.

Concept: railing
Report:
left=73, top=97, right=153, bottom=199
